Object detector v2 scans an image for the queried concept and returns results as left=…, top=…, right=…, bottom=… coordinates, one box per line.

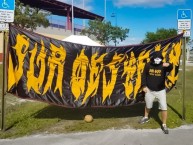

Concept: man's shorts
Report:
left=145, top=89, right=167, bottom=110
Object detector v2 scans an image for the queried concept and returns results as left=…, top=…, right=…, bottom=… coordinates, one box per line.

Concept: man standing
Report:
left=139, top=51, right=173, bottom=134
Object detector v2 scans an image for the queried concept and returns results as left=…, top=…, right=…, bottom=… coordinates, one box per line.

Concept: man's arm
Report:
left=141, top=63, right=149, bottom=93
left=163, top=62, right=173, bottom=72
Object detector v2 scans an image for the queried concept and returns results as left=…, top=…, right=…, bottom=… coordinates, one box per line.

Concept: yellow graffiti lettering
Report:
left=43, top=43, right=66, bottom=96
left=27, top=40, right=46, bottom=94
left=134, top=70, right=141, bottom=98
left=166, top=41, right=182, bottom=89
left=137, top=50, right=151, bottom=68
left=82, top=52, right=107, bottom=104
left=8, top=53, right=16, bottom=90
left=167, top=64, right=178, bottom=84
left=102, top=53, right=125, bottom=102
left=71, top=49, right=89, bottom=100
left=155, top=44, right=161, bottom=51
left=27, top=43, right=39, bottom=93
left=165, top=81, right=173, bottom=89
left=170, top=41, right=182, bottom=66
left=161, top=43, right=170, bottom=62
left=134, top=50, right=151, bottom=97
left=123, top=52, right=136, bottom=99
left=12, top=34, right=30, bottom=84
left=169, top=42, right=181, bottom=78
left=36, top=41, right=47, bottom=92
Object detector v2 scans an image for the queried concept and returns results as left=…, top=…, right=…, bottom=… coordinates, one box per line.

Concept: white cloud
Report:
left=57, top=0, right=93, bottom=11
left=113, top=0, right=185, bottom=8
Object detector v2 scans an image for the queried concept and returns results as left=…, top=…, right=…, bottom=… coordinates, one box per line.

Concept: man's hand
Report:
left=143, top=87, right=149, bottom=93
left=163, top=63, right=170, bottom=67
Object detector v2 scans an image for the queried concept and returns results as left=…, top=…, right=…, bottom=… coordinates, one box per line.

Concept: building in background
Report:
left=0, top=0, right=104, bottom=62
left=19, top=0, right=103, bottom=32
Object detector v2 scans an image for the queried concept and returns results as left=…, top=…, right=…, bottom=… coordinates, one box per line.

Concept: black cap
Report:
left=153, top=51, right=163, bottom=59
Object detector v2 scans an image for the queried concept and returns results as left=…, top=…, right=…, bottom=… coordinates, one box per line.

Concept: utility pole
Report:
left=104, top=0, right=106, bottom=21
left=182, top=36, right=186, bottom=120
left=1, top=31, right=6, bottom=131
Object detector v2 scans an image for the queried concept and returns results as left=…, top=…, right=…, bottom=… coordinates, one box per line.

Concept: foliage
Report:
left=142, top=28, right=177, bottom=44
left=81, top=20, right=129, bottom=46
left=111, top=26, right=129, bottom=46
left=14, top=0, right=50, bottom=31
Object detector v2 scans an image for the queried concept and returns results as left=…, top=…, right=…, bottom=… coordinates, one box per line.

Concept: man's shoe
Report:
left=161, top=124, right=169, bottom=134
left=138, top=117, right=149, bottom=124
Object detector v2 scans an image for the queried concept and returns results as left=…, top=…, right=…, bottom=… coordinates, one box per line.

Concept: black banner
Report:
left=8, top=25, right=183, bottom=108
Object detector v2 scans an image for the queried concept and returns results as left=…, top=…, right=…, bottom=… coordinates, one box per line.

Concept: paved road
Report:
left=1, top=125, right=193, bottom=145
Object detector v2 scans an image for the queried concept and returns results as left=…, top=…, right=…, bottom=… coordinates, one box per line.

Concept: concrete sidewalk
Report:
left=0, top=125, right=193, bottom=145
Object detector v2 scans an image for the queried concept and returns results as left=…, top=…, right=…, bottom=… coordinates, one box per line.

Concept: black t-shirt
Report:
left=141, top=62, right=173, bottom=91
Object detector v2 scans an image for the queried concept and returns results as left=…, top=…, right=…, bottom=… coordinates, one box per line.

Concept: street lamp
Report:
left=111, top=12, right=117, bottom=26
left=111, top=13, right=118, bottom=46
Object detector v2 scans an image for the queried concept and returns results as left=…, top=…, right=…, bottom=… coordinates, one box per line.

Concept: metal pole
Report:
left=111, top=13, right=117, bottom=46
left=1, top=31, right=6, bottom=131
left=71, top=0, right=74, bottom=34
left=104, top=0, right=106, bottom=21
left=182, top=36, right=186, bottom=120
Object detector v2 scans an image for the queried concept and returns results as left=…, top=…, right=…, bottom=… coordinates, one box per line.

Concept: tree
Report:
left=14, top=0, right=50, bottom=31
left=142, top=28, right=177, bottom=44
left=81, top=20, right=129, bottom=46
left=111, top=26, right=129, bottom=46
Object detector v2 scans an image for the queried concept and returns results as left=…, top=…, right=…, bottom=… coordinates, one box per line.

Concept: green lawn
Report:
left=0, top=64, right=193, bottom=138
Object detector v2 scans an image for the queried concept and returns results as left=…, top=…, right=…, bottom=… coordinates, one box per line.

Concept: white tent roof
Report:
left=62, top=35, right=103, bottom=46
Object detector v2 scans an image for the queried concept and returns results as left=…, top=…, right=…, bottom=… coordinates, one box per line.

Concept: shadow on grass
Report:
left=149, top=102, right=183, bottom=126
left=34, top=101, right=182, bottom=122
left=167, top=104, right=182, bottom=119
left=3, top=103, right=146, bottom=132
left=4, top=102, right=183, bottom=132
left=149, top=102, right=162, bottom=126
left=34, top=103, right=146, bottom=120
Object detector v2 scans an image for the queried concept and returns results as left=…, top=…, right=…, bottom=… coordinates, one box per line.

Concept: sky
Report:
left=56, top=0, right=192, bottom=45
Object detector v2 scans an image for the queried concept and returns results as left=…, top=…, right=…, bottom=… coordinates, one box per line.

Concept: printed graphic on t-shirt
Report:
left=149, top=69, right=162, bottom=76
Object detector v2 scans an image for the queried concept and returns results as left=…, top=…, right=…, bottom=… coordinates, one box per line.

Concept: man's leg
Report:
left=161, top=110, right=169, bottom=134
left=157, top=90, right=169, bottom=134
left=157, top=90, right=167, bottom=124
left=138, top=106, right=150, bottom=124
left=139, top=91, right=154, bottom=124
left=144, top=106, right=151, bottom=118
left=144, top=90, right=155, bottom=118
left=161, top=110, right=167, bottom=124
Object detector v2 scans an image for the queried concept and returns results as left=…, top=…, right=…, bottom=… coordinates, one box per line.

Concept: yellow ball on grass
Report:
left=84, top=115, right=93, bottom=123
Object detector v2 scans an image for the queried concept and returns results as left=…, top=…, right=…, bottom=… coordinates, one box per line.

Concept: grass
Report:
left=0, top=64, right=193, bottom=138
